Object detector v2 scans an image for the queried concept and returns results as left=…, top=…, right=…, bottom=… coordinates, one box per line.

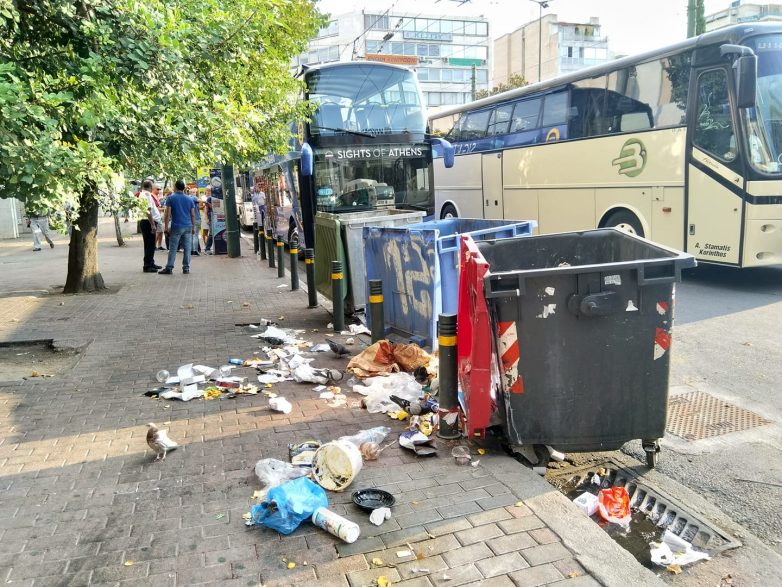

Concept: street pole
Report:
left=222, top=164, right=241, bottom=258
left=471, top=64, right=476, bottom=101
left=687, top=0, right=697, bottom=38
left=529, top=0, right=551, bottom=83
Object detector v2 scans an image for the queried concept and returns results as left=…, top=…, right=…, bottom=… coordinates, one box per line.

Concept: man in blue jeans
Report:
left=159, top=179, right=196, bottom=275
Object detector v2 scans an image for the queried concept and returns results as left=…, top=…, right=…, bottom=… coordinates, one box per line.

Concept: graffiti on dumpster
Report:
left=497, top=321, right=524, bottom=394
left=384, top=237, right=433, bottom=320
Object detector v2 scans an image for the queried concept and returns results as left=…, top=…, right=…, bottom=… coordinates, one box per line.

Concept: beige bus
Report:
left=429, top=23, right=782, bottom=268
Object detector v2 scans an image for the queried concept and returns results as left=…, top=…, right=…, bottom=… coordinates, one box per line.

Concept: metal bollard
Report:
left=437, top=313, right=460, bottom=439
left=267, top=229, right=275, bottom=268
left=331, top=260, right=345, bottom=332
left=252, top=222, right=259, bottom=254
left=276, top=236, right=285, bottom=278
left=368, top=279, right=385, bottom=344
left=289, top=235, right=299, bottom=291
left=259, top=225, right=267, bottom=260
left=305, top=249, right=318, bottom=308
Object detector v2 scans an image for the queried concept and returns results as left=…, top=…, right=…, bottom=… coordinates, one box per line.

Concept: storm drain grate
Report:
left=667, top=391, right=771, bottom=441
left=547, top=458, right=741, bottom=556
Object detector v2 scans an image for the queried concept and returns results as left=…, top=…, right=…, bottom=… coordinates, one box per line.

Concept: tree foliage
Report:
left=0, top=0, right=323, bottom=291
left=475, top=73, right=528, bottom=100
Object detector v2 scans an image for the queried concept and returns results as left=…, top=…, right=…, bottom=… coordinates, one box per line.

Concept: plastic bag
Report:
left=339, top=426, right=391, bottom=461
left=254, top=458, right=309, bottom=489
left=251, top=477, right=328, bottom=534
left=352, top=373, right=423, bottom=414
left=597, top=487, right=631, bottom=526
left=339, top=426, right=391, bottom=447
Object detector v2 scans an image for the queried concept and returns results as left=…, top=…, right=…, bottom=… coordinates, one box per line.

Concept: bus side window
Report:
left=510, top=98, right=542, bottom=132
left=460, top=110, right=491, bottom=140
left=487, top=104, right=514, bottom=135
left=541, top=92, right=568, bottom=128
left=694, top=69, right=736, bottom=161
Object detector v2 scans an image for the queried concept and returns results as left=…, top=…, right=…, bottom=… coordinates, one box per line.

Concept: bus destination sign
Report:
left=322, top=145, right=425, bottom=160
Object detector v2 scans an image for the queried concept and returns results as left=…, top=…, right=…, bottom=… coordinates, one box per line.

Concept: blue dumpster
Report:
left=364, top=218, right=536, bottom=348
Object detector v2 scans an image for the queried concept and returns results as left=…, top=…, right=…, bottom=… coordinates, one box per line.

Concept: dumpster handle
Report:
left=437, top=221, right=535, bottom=254
left=637, top=262, right=679, bottom=287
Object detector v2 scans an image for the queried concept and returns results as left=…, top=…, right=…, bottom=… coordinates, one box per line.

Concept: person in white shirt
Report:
left=139, top=179, right=162, bottom=273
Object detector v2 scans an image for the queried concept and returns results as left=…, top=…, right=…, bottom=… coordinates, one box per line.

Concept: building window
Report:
left=365, top=14, right=389, bottom=30
left=567, top=46, right=573, bottom=58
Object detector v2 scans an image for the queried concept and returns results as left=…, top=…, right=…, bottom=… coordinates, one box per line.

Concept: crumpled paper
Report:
left=369, top=507, right=392, bottom=526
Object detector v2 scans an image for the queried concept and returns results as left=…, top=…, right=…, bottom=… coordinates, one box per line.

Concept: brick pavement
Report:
left=0, top=221, right=658, bottom=587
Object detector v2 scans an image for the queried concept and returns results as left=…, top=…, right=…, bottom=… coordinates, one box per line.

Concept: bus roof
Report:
left=301, top=60, right=415, bottom=76
left=429, top=22, right=782, bottom=120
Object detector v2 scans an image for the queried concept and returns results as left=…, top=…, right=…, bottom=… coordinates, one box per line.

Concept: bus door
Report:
left=482, top=151, right=504, bottom=219
left=686, top=67, right=745, bottom=264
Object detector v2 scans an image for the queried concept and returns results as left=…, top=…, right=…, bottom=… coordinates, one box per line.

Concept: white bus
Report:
left=429, top=23, right=782, bottom=268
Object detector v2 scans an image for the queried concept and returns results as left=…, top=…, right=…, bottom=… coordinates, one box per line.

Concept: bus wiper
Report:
left=315, top=126, right=376, bottom=138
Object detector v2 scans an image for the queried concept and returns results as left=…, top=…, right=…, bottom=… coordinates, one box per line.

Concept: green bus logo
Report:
left=612, top=138, right=647, bottom=177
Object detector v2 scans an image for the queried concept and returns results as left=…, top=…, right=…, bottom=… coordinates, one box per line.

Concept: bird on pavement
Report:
left=146, top=423, right=178, bottom=461
left=327, top=339, right=350, bottom=357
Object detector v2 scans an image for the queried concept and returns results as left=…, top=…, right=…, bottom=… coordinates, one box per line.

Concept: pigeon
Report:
left=146, top=423, right=178, bottom=461
left=327, top=339, right=350, bottom=357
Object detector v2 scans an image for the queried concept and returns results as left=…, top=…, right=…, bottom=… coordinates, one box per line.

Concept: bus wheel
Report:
left=441, top=204, right=458, bottom=219
left=604, top=210, right=644, bottom=238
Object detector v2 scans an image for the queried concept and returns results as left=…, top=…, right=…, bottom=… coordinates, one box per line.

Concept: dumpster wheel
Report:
left=642, top=440, right=660, bottom=468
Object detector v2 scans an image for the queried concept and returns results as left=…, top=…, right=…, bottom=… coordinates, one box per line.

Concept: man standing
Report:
left=139, top=179, right=161, bottom=272
left=159, top=179, right=196, bottom=275
left=251, top=180, right=266, bottom=251
left=24, top=201, right=55, bottom=251
left=204, top=186, right=214, bottom=255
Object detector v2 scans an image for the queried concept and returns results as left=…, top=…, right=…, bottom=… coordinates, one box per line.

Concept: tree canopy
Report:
left=475, top=73, right=528, bottom=100
left=0, top=0, right=323, bottom=291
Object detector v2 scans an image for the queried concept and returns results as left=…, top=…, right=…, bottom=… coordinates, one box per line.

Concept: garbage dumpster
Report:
left=364, top=218, right=536, bottom=348
left=314, top=209, right=424, bottom=312
left=458, top=228, right=696, bottom=467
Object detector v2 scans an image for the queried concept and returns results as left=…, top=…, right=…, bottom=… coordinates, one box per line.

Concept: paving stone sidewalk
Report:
left=0, top=222, right=658, bottom=587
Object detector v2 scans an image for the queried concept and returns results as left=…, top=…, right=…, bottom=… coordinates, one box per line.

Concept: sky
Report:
left=316, top=0, right=738, bottom=58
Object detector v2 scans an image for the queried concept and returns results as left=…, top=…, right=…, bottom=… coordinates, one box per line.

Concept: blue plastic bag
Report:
left=250, top=477, right=328, bottom=534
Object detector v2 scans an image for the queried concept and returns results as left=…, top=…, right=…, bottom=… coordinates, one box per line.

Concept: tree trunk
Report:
left=64, top=185, right=106, bottom=293
left=113, top=213, right=126, bottom=247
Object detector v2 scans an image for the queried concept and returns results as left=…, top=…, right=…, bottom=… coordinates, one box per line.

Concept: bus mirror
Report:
left=431, top=137, right=455, bottom=168
left=301, top=143, right=313, bottom=177
left=735, top=54, right=757, bottom=109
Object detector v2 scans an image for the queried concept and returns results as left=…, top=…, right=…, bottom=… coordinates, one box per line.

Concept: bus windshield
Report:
left=306, top=64, right=426, bottom=138
left=313, top=144, right=432, bottom=213
left=743, top=35, right=782, bottom=173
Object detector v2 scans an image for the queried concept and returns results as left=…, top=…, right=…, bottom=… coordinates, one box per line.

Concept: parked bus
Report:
left=429, top=23, right=782, bottom=268
left=254, top=61, right=452, bottom=248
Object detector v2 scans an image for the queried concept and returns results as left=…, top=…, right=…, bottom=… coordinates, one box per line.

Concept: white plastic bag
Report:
left=254, top=458, right=309, bottom=488
left=352, top=373, right=422, bottom=413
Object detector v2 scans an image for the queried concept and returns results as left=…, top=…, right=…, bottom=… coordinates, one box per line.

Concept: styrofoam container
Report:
left=311, top=439, right=363, bottom=491
left=572, top=492, right=598, bottom=517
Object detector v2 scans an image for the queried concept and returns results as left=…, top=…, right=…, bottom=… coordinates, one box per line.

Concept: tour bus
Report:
left=429, top=23, right=782, bottom=268
left=254, top=61, right=452, bottom=249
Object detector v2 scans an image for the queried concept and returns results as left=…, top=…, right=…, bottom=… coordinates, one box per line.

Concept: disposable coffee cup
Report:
left=311, top=507, right=360, bottom=543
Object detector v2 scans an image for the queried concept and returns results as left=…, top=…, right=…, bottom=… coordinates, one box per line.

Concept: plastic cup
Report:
left=156, top=369, right=170, bottom=383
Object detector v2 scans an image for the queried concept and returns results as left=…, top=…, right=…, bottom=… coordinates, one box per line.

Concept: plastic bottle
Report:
left=228, top=358, right=245, bottom=366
